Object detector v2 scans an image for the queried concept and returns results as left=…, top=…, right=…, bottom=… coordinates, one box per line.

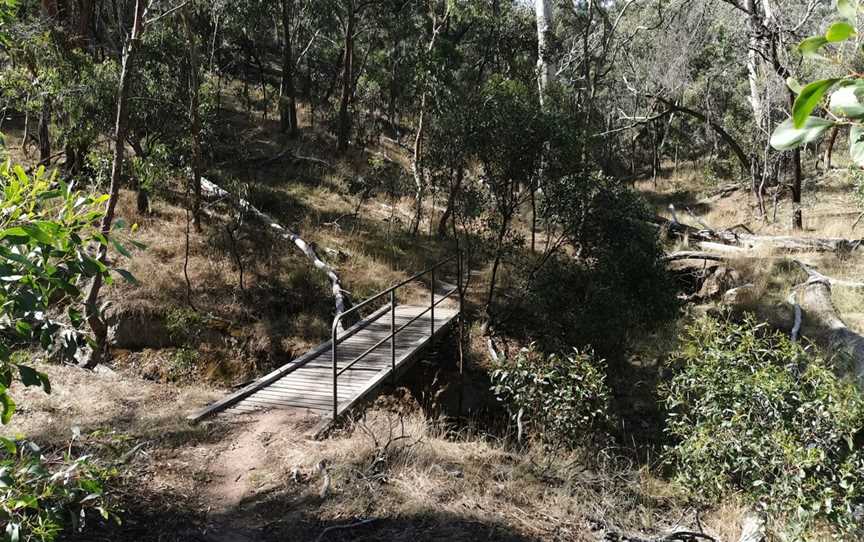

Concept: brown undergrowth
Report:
left=3, top=360, right=742, bottom=542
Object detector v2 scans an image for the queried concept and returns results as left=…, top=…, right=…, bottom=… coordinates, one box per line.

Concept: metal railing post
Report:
left=332, top=323, right=338, bottom=421
left=430, top=266, right=435, bottom=337
left=390, top=289, right=396, bottom=380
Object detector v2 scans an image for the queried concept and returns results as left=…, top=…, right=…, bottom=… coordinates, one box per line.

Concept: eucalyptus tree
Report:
left=279, top=0, right=323, bottom=136
left=83, top=0, right=203, bottom=368
left=471, top=77, right=548, bottom=317
left=718, top=0, right=827, bottom=229
left=410, top=0, right=451, bottom=234
left=334, top=0, right=387, bottom=153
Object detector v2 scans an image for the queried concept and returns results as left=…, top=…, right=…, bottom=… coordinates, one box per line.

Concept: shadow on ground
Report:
left=65, top=495, right=547, bottom=542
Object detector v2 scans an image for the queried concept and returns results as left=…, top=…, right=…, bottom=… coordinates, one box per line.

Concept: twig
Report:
left=853, top=211, right=864, bottom=230
left=145, top=0, right=191, bottom=25
left=662, top=532, right=717, bottom=542
left=293, top=153, right=333, bottom=167
left=314, top=518, right=376, bottom=542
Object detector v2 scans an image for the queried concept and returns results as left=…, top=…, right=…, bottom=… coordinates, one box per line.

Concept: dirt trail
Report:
left=203, top=409, right=311, bottom=511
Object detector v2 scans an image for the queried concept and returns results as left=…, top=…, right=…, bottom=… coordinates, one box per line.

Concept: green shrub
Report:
left=663, top=315, right=864, bottom=538
left=164, top=308, right=204, bottom=345
left=507, top=175, right=678, bottom=362
left=491, top=344, right=612, bottom=448
left=0, top=162, right=123, bottom=540
left=0, top=438, right=115, bottom=542
left=167, top=348, right=200, bottom=382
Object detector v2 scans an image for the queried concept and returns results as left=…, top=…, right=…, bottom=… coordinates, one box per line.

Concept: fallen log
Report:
left=793, top=260, right=864, bottom=290
left=738, top=235, right=862, bottom=254
left=663, top=251, right=727, bottom=263
left=794, top=268, right=864, bottom=388
left=654, top=215, right=864, bottom=254
left=200, top=178, right=353, bottom=329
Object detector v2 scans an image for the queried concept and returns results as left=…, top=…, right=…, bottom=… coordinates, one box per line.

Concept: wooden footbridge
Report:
left=189, top=255, right=462, bottom=427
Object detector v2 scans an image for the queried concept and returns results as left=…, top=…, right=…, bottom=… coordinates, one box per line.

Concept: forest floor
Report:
left=4, top=109, right=860, bottom=540
left=637, top=161, right=864, bottom=336
left=9, top=360, right=748, bottom=542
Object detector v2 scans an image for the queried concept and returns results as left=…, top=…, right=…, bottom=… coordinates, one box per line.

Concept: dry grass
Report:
left=3, top=355, right=746, bottom=541
left=0, top=358, right=221, bottom=445
left=641, top=161, right=864, bottom=239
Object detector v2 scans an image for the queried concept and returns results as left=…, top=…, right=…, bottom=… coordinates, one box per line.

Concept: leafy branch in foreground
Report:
left=1, top=436, right=117, bottom=542
left=770, top=0, right=864, bottom=166
left=0, top=161, right=129, bottom=541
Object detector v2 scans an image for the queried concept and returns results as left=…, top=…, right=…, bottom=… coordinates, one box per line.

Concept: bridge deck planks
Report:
left=190, top=301, right=459, bottom=422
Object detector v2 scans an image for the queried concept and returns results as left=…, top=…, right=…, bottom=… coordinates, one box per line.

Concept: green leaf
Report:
left=18, top=224, right=53, bottom=245
left=35, top=189, right=61, bottom=200
left=849, top=124, right=864, bottom=166
left=14, top=320, right=30, bottom=336
left=770, top=117, right=835, bottom=150
left=109, top=236, right=131, bottom=258
left=793, top=79, right=840, bottom=128
left=0, top=436, right=15, bottom=454
left=826, top=20, right=856, bottom=42
left=68, top=306, right=83, bottom=327
left=0, top=392, right=15, bottom=424
left=799, top=36, right=829, bottom=57
left=829, top=81, right=864, bottom=118
left=0, top=227, right=29, bottom=244
left=838, top=0, right=858, bottom=20
left=115, top=268, right=139, bottom=284
left=786, top=77, right=803, bottom=95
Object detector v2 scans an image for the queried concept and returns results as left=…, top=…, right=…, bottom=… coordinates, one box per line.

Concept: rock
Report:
left=722, top=283, right=757, bottom=307
left=106, top=308, right=176, bottom=349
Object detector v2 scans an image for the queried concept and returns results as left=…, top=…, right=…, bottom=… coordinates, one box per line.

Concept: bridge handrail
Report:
left=330, top=252, right=462, bottom=420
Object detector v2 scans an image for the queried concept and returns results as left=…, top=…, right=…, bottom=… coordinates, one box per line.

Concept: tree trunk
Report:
left=824, top=125, right=838, bottom=170
left=76, top=0, right=94, bottom=49
left=789, top=84, right=803, bottom=230
left=183, top=9, right=203, bottom=231
left=437, top=169, right=463, bottom=238
left=791, top=147, right=803, bottom=230
left=486, top=214, right=511, bottom=320
left=410, top=91, right=427, bottom=235
left=38, top=99, right=51, bottom=164
left=336, top=6, right=355, bottom=153
left=534, top=0, right=555, bottom=105
left=796, top=271, right=864, bottom=389
left=279, top=0, right=298, bottom=136
left=653, top=96, right=751, bottom=176
left=82, top=0, right=146, bottom=369
left=744, top=0, right=765, bottom=131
